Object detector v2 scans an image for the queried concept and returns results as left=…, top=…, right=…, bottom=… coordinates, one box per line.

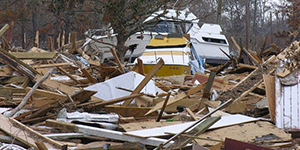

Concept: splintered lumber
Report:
left=0, top=115, right=62, bottom=149
left=156, top=92, right=171, bottom=122
left=122, top=58, right=165, bottom=106
left=0, top=47, right=38, bottom=79
left=45, top=119, right=173, bottom=147
left=10, top=52, right=57, bottom=59
left=263, top=75, right=275, bottom=122
left=81, top=68, right=97, bottom=83
left=145, top=82, right=207, bottom=116
left=110, top=48, right=125, bottom=73
left=169, top=116, right=221, bottom=149
left=215, top=55, right=276, bottom=109
left=7, top=68, right=54, bottom=117
left=157, top=99, right=232, bottom=148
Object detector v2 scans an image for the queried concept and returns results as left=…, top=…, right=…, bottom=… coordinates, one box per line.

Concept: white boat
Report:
left=82, top=9, right=230, bottom=64
left=134, top=34, right=192, bottom=76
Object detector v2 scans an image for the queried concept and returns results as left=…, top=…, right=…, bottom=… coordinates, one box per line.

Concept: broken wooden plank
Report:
left=0, top=114, right=61, bottom=149
left=110, top=48, right=125, bottom=73
left=80, top=93, right=143, bottom=109
left=9, top=117, right=63, bottom=148
left=276, top=68, right=291, bottom=78
left=145, top=82, right=207, bottom=116
left=81, top=68, right=98, bottom=83
left=45, top=119, right=174, bottom=147
left=185, top=108, right=198, bottom=121
left=10, top=52, right=57, bottom=59
left=263, top=74, right=275, bottom=123
left=122, top=58, right=164, bottom=106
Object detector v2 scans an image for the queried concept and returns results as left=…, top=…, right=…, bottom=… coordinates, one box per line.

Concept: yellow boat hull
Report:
left=142, top=64, right=190, bottom=76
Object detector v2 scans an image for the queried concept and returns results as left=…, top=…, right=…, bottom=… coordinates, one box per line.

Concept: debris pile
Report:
left=0, top=24, right=298, bottom=150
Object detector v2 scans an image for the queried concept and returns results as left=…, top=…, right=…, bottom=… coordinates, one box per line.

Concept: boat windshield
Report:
left=145, top=21, right=184, bottom=33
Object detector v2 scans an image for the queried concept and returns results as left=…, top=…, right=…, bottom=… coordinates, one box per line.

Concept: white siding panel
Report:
left=276, top=73, right=300, bottom=130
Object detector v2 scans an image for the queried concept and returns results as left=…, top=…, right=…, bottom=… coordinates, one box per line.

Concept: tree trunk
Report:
left=116, top=36, right=129, bottom=63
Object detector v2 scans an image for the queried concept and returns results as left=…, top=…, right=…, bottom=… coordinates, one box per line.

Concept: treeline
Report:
left=0, top=0, right=295, bottom=54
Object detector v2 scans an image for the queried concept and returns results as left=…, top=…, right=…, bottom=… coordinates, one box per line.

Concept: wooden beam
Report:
left=263, top=74, right=275, bottom=123
left=0, top=114, right=61, bottom=149
left=110, top=48, right=125, bottom=73
left=145, top=82, right=207, bottom=116
left=156, top=92, right=171, bottom=122
left=45, top=120, right=174, bottom=147
left=10, top=52, right=57, bottom=59
left=9, top=117, right=63, bottom=148
left=79, top=93, right=143, bottom=109
left=122, top=58, right=164, bottom=106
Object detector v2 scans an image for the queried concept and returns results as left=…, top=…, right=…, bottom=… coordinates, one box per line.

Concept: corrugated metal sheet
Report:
left=275, top=75, right=300, bottom=130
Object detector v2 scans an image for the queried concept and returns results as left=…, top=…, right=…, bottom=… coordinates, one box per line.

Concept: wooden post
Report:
left=122, top=58, right=164, bottom=106
left=7, top=68, right=54, bottom=117
left=70, top=32, right=77, bottom=53
left=6, top=21, right=14, bottom=43
left=34, top=31, right=39, bottom=47
left=156, top=92, right=171, bottom=122
left=48, top=36, right=54, bottom=52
